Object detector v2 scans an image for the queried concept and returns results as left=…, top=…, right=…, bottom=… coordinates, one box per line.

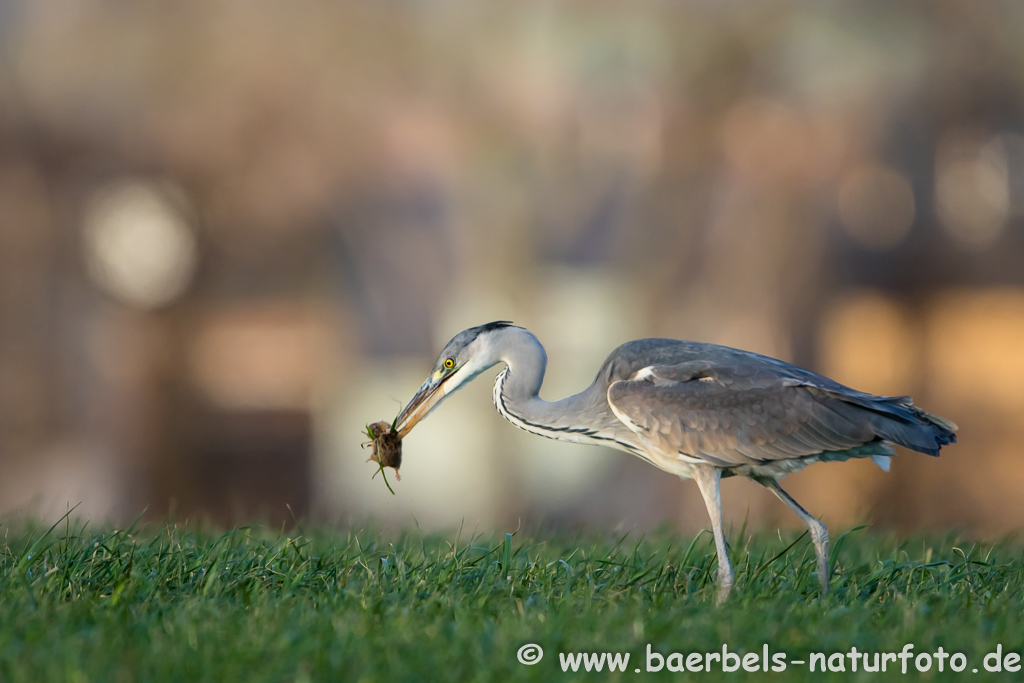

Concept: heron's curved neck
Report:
left=490, top=328, right=607, bottom=444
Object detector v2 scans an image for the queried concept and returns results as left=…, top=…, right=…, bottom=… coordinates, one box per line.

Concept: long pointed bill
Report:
left=394, top=376, right=449, bottom=438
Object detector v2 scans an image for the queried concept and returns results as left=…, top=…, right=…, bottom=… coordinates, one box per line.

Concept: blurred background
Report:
left=2, top=1, right=1023, bottom=536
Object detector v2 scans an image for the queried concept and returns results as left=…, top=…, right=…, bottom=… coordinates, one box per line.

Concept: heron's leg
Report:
left=759, top=478, right=830, bottom=596
left=692, top=466, right=733, bottom=604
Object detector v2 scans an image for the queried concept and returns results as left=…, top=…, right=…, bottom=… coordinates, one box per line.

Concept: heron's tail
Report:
left=853, top=395, right=957, bottom=456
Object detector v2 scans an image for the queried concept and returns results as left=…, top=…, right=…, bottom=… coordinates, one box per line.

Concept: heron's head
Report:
left=394, top=321, right=518, bottom=437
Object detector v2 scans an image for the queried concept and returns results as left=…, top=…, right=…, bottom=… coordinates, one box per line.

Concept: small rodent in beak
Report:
left=365, top=421, right=402, bottom=482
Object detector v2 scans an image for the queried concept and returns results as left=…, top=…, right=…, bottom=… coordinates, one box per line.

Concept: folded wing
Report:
left=606, top=360, right=956, bottom=469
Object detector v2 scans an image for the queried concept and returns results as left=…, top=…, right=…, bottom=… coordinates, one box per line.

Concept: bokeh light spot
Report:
left=818, top=291, right=915, bottom=395
left=935, top=133, right=1009, bottom=251
left=837, top=163, right=915, bottom=250
left=83, top=180, right=197, bottom=309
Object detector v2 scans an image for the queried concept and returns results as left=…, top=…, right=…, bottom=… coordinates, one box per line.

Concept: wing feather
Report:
left=608, top=361, right=901, bottom=468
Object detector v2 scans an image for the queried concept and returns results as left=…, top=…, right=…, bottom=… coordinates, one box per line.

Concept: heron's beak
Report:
left=394, top=373, right=451, bottom=438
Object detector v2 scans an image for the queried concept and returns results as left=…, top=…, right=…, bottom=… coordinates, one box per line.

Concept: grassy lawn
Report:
left=2, top=515, right=1023, bottom=682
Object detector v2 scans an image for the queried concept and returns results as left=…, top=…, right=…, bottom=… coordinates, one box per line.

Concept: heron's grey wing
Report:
left=607, top=362, right=888, bottom=467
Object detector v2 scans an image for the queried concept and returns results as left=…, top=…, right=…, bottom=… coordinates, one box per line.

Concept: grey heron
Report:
left=394, top=321, right=956, bottom=602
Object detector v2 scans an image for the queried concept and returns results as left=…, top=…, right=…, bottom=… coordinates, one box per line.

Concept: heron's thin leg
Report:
left=692, top=466, right=733, bottom=604
left=759, top=478, right=829, bottom=596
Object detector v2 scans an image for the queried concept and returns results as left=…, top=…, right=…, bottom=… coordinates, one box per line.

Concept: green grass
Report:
left=2, top=515, right=1023, bottom=682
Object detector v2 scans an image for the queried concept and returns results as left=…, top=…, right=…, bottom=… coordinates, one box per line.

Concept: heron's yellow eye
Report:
left=444, top=358, right=455, bottom=369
